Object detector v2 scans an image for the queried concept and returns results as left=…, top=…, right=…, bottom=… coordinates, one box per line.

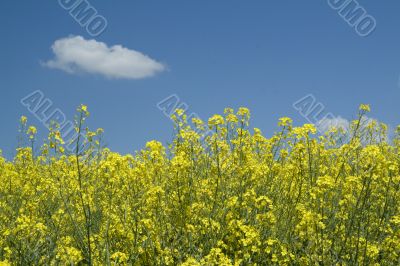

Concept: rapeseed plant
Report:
left=0, top=104, right=399, bottom=265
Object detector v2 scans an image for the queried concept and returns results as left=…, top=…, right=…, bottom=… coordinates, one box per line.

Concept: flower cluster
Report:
left=0, top=104, right=399, bottom=265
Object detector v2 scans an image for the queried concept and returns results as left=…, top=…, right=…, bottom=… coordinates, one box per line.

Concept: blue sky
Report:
left=1, top=1, right=399, bottom=158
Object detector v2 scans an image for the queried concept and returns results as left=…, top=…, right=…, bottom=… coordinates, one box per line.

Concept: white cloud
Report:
left=316, top=115, right=393, bottom=143
left=316, top=116, right=350, bottom=134
left=44, top=36, right=165, bottom=79
left=316, top=115, right=382, bottom=134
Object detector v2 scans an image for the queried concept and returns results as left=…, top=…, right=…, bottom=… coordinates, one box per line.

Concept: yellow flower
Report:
left=111, top=252, right=128, bottom=264
left=20, top=116, right=27, bottom=125
left=175, top=108, right=185, bottom=116
left=26, top=126, right=37, bottom=140
left=27, top=126, right=37, bottom=135
left=81, top=105, right=88, bottom=112
left=359, top=104, right=371, bottom=112
left=0, top=104, right=398, bottom=265
left=237, top=107, right=250, bottom=117
left=208, top=114, right=225, bottom=127
left=78, top=104, right=90, bottom=116
left=278, top=117, right=292, bottom=127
